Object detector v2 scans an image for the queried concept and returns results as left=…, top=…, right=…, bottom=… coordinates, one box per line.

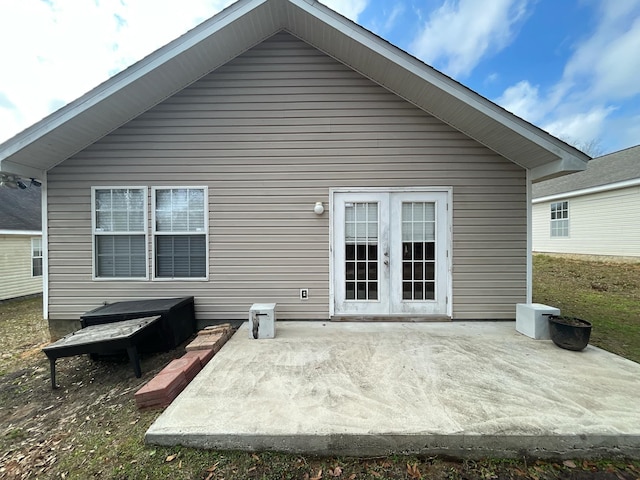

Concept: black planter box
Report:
left=81, top=297, right=196, bottom=353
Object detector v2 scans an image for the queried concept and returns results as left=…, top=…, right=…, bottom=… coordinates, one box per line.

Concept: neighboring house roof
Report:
left=0, top=0, right=588, bottom=182
left=532, top=145, right=640, bottom=201
left=0, top=186, right=42, bottom=233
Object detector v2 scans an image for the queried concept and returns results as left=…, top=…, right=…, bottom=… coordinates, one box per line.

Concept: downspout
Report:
left=526, top=168, right=532, bottom=303
left=41, top=172, right=49, bottom=320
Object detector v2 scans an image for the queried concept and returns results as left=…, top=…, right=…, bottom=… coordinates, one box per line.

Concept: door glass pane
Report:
left=345, top=202, right=378, bottom=301
left=401, top=202, right=436, bottom=301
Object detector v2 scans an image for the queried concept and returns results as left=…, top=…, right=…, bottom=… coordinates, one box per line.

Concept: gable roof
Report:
left=0, top=186, right=42, bottom=233
left=0, top=0, right=589, bottom=182
left=532, top=145, right=640, bottom=201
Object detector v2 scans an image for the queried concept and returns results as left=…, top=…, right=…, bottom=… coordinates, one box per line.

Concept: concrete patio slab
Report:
left=145, top=322, right=640, bottom=459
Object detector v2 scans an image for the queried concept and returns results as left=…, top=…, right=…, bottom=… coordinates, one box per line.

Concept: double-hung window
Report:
left=153, top=187, right=207, bottom=279
left=92, top=187, right=148, bottom=279
left=550, top=201, right=569, bottom=237
left=31, top=237, right=43, bottom=277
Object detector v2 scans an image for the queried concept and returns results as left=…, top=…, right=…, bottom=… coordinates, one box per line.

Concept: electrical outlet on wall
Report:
left=300, top=288, right=309, bottom=300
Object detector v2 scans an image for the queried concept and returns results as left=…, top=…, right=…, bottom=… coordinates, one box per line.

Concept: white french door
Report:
left=332, top=189, right=450, bottom=318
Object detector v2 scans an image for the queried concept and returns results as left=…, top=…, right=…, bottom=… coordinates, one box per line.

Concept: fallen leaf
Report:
left=407, top=462, right=422, bottom=479
left=165, top=454, right=177, bottom=463
left=207, top=462, right=219, bottom=472
left=252, top=453, right=261, bottom=462
left=329, top=465, right=343, bottom=477
left=310, top=468, right=323, bottom=480
left=348, top=475, right=356, bottom=480
left=563, top=460, right=577, bottom=469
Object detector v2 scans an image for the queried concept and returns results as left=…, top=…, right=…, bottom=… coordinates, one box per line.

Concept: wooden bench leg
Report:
left=49, top=358, right=58, bottom=389
left=127, top=346, right=142, bottom=378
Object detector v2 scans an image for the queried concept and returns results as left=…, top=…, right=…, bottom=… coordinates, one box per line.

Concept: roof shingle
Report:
left=0, top=186, right=42, bottom=232
left=532, top=145, right=640, bottom=199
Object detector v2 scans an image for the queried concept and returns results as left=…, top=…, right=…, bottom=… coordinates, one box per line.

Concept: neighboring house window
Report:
left=153, top=187, right=207, bottom=279
left=31, top=238, right=43, bottom=277
left=550, top=201, right=569, bottom=237
left=92, top=187, right=147, bottom=278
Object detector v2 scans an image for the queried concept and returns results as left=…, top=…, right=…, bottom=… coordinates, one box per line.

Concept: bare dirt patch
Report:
left=0, top=297, right=180, bottom=478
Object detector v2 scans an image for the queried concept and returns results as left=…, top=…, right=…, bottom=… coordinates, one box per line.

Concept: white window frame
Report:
left=91, top=186, right=149, bottom=280
left=31, top=237, right=43, bottom=277
left=151, top=186, right=209, bottom=281
left=550, top=200, right=569, bottom=238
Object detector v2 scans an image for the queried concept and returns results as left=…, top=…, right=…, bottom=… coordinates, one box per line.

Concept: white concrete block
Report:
left=249, top=303, right=276, bottom=339
left=515, top=303, right=560, bottom=340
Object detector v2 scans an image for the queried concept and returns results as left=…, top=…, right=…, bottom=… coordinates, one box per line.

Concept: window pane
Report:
left=33, top=258, right=43, bottom=277
left=155, top=188, right=205, bottom=232
left=95, top=190, right=112, bottom=210
left=155, top=235, right=206, bottom=278
left=96, top=211, right=112, bottom=231
left=550, top=201, right=569, bottom=237
left=402, top=202, right=435, bottom=242
left=172, top=210, right=188, bottom=231
left=95, top=235, right=145, bottom=277
left=32, top=238, right=42, bottom=256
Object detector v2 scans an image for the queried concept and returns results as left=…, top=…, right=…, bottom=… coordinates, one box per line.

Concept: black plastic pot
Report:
left=548, top=315, right=592, bottom=351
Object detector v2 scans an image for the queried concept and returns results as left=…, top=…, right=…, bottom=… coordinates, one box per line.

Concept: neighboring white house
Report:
left=0, top=185, right=43, bottom=300
left=0, top=0, right=589, bottom=333
left=532, top=145, right=640, bottom=259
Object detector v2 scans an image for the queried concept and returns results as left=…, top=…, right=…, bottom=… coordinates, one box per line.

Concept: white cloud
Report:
left=495, top=0, right=640, bottom=153
left=320, top=0, right=369, bottom=21
left=542, top=107, right=614, bottom=147
left=496, top=81, right=544, bottom=123
left=410, top=0, right=529, bottom=78
left=383, top=4, right=405, bottom=33
left=562, top=3, right=640, bottom=101
left=0, top=0, right=235, bottom=143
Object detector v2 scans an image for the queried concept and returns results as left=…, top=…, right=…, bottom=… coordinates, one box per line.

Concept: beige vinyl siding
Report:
left=0, top=235, right=43, bottom=301
left=46, top=32, right=526, bottom=321
left=533, top=186, right=640, bottom=257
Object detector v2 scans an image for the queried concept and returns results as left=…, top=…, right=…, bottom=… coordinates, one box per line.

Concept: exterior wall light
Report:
left=314, top=202, right=325, bottom=215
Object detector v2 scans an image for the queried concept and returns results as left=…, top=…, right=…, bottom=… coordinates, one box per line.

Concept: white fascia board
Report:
left=0, top=160, right=45, bottom=180
left=0, top=230, right=42, bottom=235
left=0, top=0, right=268, bottom=166
left=292, top=0, right=587, bottom=166
left=532, top=178, right=640, bottom=204
left=530, top=154, right=588, bottom=182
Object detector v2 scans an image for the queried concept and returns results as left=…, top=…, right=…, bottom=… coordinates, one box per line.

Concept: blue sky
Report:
left=1, top=0, right=639, bottom=156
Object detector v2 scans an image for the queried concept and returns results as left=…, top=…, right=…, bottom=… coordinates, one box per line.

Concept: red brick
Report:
left=134, top=370, right=187, bottom=402
left=183, top=349, right=215, bottom=367
left=186, top=332, right=224, bottom=351
left=198, top=324, right=232, bottom=336
left=159, top=356, right=202, bottom=383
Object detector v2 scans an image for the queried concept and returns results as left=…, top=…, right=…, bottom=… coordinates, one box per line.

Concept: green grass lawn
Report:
left=533, top=254, right=640, bottom=363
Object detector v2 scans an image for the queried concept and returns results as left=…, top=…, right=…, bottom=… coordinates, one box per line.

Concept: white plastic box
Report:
left=515, top=303, right=560, bottom=340
left=249, top=303, right=276, bottom=339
